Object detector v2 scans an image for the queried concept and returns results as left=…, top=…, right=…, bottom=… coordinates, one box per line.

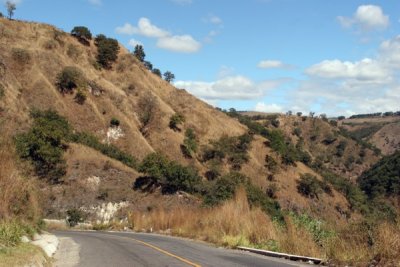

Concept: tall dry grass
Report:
left=129, top=188, right=323, bottom=258
left=0, top=135, right=40, bottom=221
left=129, top=188, right=400, bottom=265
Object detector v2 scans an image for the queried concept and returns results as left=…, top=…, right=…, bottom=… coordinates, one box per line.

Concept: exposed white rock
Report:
left=86, top=202, right=129, bottom=224
left=105, top=126, right=124, bottom=144
left=20, top=235, right=30, bottom=243
left=31, top=233, right=59, bottom=257
left=86, top=176, right=101, bottom=190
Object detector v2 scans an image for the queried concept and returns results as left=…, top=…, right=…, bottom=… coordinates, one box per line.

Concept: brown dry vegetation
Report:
left=130, top=189, right=400, bottom=265
left=1, top=17, right=399, bottom=265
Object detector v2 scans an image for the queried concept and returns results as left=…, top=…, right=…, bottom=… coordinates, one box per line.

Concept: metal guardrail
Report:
left=237, top=246, right=323, bottom=265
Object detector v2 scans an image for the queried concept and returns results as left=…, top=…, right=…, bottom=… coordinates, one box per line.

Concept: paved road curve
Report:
left=53, top=231, right=309, bottom=267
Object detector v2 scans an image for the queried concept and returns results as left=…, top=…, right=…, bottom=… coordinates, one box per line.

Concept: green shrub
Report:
left=137, top=93, right=156, bottom=132
left=203, top=172, right=247, bottom=206
left=74, top=89, right=87, bottom=104
left=66, top=209, right=85, bottom=227
left=152, top=68, right=162, bottom=77
left=110, top=118, right=120, bottom=127
left=56, top=66, right=86, bottom=94
left=293, top=127, right=302, bottom=137
left=66, top=44, right=81, bottom=59
left=71, top=26, right=92, bottom=45
left=322, top=170, right=368, bottom=213
left=289, top=212, right=335, bottom=246
left=71, top=132, right=137, bottom=169
left=181, top=128, right=197, bottom=158
left=336, top=140, right=347, bottom=157
left=15, top=110, right=71, bottom=183
left=0, top=84, right=4, bottom=99
left=204, top=134, right=252, bottom=170
left=245, top=183, right=284, bottom=223
left=11, top=48, right=31, bottom=65
left=139, top=153, right=201, bottom=194
left=169, top=113, right=185, bottom=131
left=0, top=221, right=36, bottom=248
left=265, top=155, right=278, bottom=173
left=297, top=173, right=323, bottom=199
left=95, top=34, right=120, bottom=69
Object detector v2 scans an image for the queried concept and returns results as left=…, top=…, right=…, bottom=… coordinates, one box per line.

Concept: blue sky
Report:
left=4, top=0, right=400, bottom=116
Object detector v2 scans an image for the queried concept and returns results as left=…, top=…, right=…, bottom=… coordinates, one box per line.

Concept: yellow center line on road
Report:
left=111, top=233, right=202, bottom=267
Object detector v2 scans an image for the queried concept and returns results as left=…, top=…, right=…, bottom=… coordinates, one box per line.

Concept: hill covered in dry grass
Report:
left=1, top=18, right=399, bottom=265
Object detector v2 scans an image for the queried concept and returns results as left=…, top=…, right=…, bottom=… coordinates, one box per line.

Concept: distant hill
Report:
left=339, top=116, right=400, bottom=155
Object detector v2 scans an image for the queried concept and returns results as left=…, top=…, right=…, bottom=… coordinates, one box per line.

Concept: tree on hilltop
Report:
left=6, top=1, right=16, bottom=19
left=133, top=45, right=146, bottom=62
left=164, top=71, right=175, bottom=83
left=71, top=26, right=92, bottom=46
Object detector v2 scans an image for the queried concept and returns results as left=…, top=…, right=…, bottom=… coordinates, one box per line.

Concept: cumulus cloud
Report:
left=157, top=35, right=201, bottom=53
left=254, top=103, right=284, bottom=113
left=338, top=5, right=389, bottom=31
left=287, top=35, right=400, bottom=116
left=305, top=58, right=391, bottom=82
left=116, top=18, right=169, bottom=38
left=258, top=60, right=292, bottom=69
left=116, top=18, right=201, bottom=53
left=174, top=76, right=284, bottom=101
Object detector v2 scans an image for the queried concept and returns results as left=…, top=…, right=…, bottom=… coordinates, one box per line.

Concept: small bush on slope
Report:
left=138, top=153, right=201, bottom=194
left=15, top=110, right=71, bottom=183
left=56, top=66, right=86, bottom=94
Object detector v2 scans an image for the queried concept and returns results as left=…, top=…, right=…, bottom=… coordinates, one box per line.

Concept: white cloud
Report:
left=116, top=18, right=201, bottom=53
left=379, top=35, right=400, bottom=68
left=116, top=18, right=169, bottom=38
left=258, top=60, right=292, bottom=69
left=157, top=35, right=201, bottom=53
left=128, top=39, right=143, bottom=48
left=338, top=5, right=389, bottom=31
left=170, top=0, right=192, bottom=5
left=88, top=0, right=101, bottom=5
left=305, top=58, right=390, bottom=82
left=175, top=76, right=283, bottom=100
left=254, top=103, right=284, bottom=113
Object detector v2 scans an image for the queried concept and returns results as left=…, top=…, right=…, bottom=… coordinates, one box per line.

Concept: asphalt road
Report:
left=53, top=231, right=309, bottom=267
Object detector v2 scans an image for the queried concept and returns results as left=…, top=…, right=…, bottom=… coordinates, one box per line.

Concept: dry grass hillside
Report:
left=241, top=112, right=380, bottom=180
left=340, top=116, right=400, bottom=156
left=0, top=17, right=354, bottom=222
left=2, top=18, right=400, bottom=265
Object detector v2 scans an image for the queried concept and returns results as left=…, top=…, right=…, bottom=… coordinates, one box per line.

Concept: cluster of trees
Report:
left=358, top=151, right=400, bottom=199
left=69, top=26, right=176, bottom=81
left=132, top=45, right=175, bottom=83
left=202, top=133, right=253, bottom=170
left=349, top=111, right=400, bottom=119
left=70, top=27, right=120, bottom=69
